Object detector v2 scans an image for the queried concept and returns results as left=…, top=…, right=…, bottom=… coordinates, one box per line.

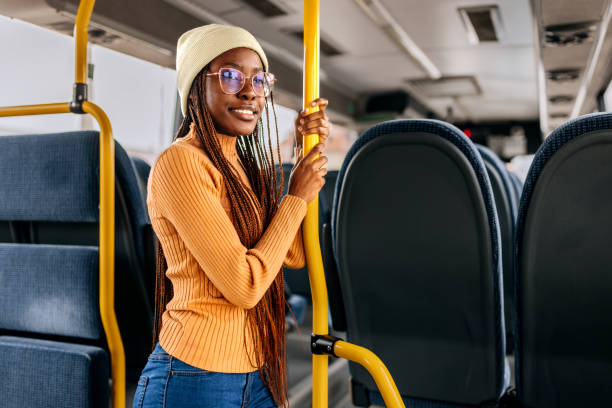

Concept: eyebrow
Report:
left=219, top=61, right=264, bottom=72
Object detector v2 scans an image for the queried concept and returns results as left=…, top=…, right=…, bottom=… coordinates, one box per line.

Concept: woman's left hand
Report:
left=295, top=98, right=330, bottom=155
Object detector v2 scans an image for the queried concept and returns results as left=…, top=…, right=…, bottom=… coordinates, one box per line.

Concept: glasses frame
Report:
left=206, top=67, right=276, bottom=97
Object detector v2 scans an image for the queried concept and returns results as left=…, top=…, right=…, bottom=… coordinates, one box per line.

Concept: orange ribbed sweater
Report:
left=147, top=128, right=306, bottom=372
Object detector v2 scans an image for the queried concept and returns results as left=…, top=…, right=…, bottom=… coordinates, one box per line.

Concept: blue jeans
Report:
left=133, top=343, right=277, bottom=408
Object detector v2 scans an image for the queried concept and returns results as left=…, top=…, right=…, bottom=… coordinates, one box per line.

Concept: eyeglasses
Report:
left=206, top=67, right=275, bottom=97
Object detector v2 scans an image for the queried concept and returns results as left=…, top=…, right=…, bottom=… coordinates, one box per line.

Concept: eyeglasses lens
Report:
left=219, top=68, right=244, bottom=94
left=218, top=68, right=274, bottom=96
left=253, top=73, right=273, bottom=97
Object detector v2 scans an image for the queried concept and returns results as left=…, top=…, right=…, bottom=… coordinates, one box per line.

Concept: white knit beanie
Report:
left=176, top=24, right=269, bottom=116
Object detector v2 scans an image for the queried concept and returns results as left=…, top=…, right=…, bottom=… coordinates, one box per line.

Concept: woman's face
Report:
left=205, top=47, right=266, bottom=136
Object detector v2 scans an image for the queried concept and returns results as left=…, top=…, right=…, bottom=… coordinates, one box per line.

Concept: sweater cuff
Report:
left=280, top=194, right=307, bottom=218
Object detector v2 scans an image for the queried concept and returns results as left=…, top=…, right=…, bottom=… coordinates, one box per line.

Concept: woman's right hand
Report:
left=288, top=143, right=328, bottom=203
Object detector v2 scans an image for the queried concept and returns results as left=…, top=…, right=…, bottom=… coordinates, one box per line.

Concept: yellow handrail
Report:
left=83, top=100, right=124, bottom=408
left=0, top=103, right=71, bottom=117
left=302, top=1, right=404, bottom=407
left=302, top=1, right=329, bottom=407
left=0, top=1, right=125, bottom=407
left=334, top=341, right=405, bottom=408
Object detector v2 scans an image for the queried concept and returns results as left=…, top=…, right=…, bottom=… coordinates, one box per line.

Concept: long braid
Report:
left=152, top=68, right=289, bottom=406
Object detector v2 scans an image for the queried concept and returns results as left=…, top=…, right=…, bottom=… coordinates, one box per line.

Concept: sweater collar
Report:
left=187, top=123, right=239, bottom=163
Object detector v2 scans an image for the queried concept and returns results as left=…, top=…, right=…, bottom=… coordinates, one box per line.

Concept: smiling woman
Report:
left=133, top=24, right=330, bottom=408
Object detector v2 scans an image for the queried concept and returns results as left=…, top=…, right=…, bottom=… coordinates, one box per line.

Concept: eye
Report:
left=221, top=68, right=243, bottom=82
left=253, top=74, right=265, bottom=86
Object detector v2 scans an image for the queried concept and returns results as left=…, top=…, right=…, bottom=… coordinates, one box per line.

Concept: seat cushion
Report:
left=0, top=336, right=109, bottom=408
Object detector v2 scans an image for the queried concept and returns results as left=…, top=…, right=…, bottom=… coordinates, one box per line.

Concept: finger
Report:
left=300, top=98, right=329, bottom=116
left=302, top=118, right=328, bottom=131
left=309, top=98, right=328, bottom=110
left=304, top=143, right=325, bottom=160
left=300, top=111, right=327, bottom=122
left=318, top=167, right=328, bottom=176
left=311, top=155, right=328, bottom=169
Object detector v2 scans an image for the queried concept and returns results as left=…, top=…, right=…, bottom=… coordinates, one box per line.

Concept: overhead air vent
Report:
left=244, top=0, right=287, bottom=17
left=407, top=76, right=481, bottom=97
left=546, top=69, right=580, bottom=82
left=458, top=5, right=503, bottom=44
left=88, top=28, right=121, bottom=45
left=544, top=21, right=597, bottom=47
left=548, top=95, right=574, bottom=104
left=290, top=31, right=343, bottom=56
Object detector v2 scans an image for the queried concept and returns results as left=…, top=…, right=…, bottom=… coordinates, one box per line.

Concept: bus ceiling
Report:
left=2, top=0, right=612, bottom=134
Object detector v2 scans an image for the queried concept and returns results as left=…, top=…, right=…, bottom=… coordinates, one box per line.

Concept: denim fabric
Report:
left=133, top=343, right=277, bottom=408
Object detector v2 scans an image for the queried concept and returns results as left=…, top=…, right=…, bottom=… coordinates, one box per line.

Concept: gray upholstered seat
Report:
left=515, top=113, right=612, bottom=407
left=331, top=119, right=507, bottom=407
left=0, top=131, right=154, bottom=406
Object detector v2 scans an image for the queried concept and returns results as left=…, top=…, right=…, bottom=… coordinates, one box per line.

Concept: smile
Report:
left=228, top=106, right=257, bottom=121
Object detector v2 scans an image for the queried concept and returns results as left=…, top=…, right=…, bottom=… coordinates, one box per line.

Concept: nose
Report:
left=238, top=78, right=256, bottom=100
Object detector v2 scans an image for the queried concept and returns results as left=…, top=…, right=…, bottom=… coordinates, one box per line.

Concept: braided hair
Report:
left=153, top=68, right=289, bottom=406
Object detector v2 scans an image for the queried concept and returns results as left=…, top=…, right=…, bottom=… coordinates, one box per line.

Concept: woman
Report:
left=133, top=24, right=331, bottom=408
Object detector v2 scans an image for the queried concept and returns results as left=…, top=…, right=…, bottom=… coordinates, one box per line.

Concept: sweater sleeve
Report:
left=150, top=145, right=307, bottom=309
left=283, top=226, right=306, bottom=269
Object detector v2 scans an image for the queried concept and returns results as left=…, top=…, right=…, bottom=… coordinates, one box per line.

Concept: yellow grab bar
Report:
left=0, top=101, right=124, bottom=408
left=334, top=341, right=405, bottom=408
left=0, top=0, right=125, bottom=406
left=302, top=1, right=329, bottom=407
left=302, top=1, right=404, bottom=407
left=83, top=101, right=125, bottom=408
left=0, top=103, right=71, bottom=117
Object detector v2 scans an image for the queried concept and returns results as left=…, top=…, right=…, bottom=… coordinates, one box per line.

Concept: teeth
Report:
left=233, top=109, right=254, bottom=115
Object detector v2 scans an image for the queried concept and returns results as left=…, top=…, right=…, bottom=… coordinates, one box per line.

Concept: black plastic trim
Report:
left=310, top=334, right=341, bottom=357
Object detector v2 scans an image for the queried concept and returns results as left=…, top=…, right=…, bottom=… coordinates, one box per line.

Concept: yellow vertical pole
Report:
left=74, top=0, right=94, bottom=84
left=303, top=1, right=328, bottom=407
left=75, top=1, right=125, bottom=407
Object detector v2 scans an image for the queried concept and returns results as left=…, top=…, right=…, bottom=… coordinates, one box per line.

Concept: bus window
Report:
left=0, top=15, right=176, bottom=163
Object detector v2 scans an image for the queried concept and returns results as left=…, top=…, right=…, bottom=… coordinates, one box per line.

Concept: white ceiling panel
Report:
left=219, top=0, right=539, bottom=121
left=382, top=0, right=534, bottom=49
left=458, top=97, right=538, bottom=121
left=185, top=0, right=242, bottom=15
left=426, top=46, right=536, bottom=79
left=541, top=44, right=593, bottom=70
left=540, top=0, right=608, bottom=27
left=329, top=52, right=426, bottom=92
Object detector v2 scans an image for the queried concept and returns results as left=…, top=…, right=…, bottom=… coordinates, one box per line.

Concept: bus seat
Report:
left=0, top=336, right=109, bottom=408
left=476, top=144, right=517, bottom=354
left=515, top=113, right=612, bottom=407
left=0, top=131, right=153, bottom=383
left=131, top=155, right=151, bottom=202
left=508, top=171, right=523, bottom=203
left=130, top=155, right=156, bottom=307
left=0, top=243, right=108, bottom=407
left=332, top=119, right=507, bottom=406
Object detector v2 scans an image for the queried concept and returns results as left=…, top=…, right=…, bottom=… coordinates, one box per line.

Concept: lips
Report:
left=229, top=105, right=257, bottom=121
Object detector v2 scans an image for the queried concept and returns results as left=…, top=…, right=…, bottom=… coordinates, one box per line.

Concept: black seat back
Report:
left=515, top=113, right=612, bottom=407
left=332, top=120, right=506, bottom=406
left=477, top=144, right=517, bottom=353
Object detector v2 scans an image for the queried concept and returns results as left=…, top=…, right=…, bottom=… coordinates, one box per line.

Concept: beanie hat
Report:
left=176, top=24, right=269, bottom=116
